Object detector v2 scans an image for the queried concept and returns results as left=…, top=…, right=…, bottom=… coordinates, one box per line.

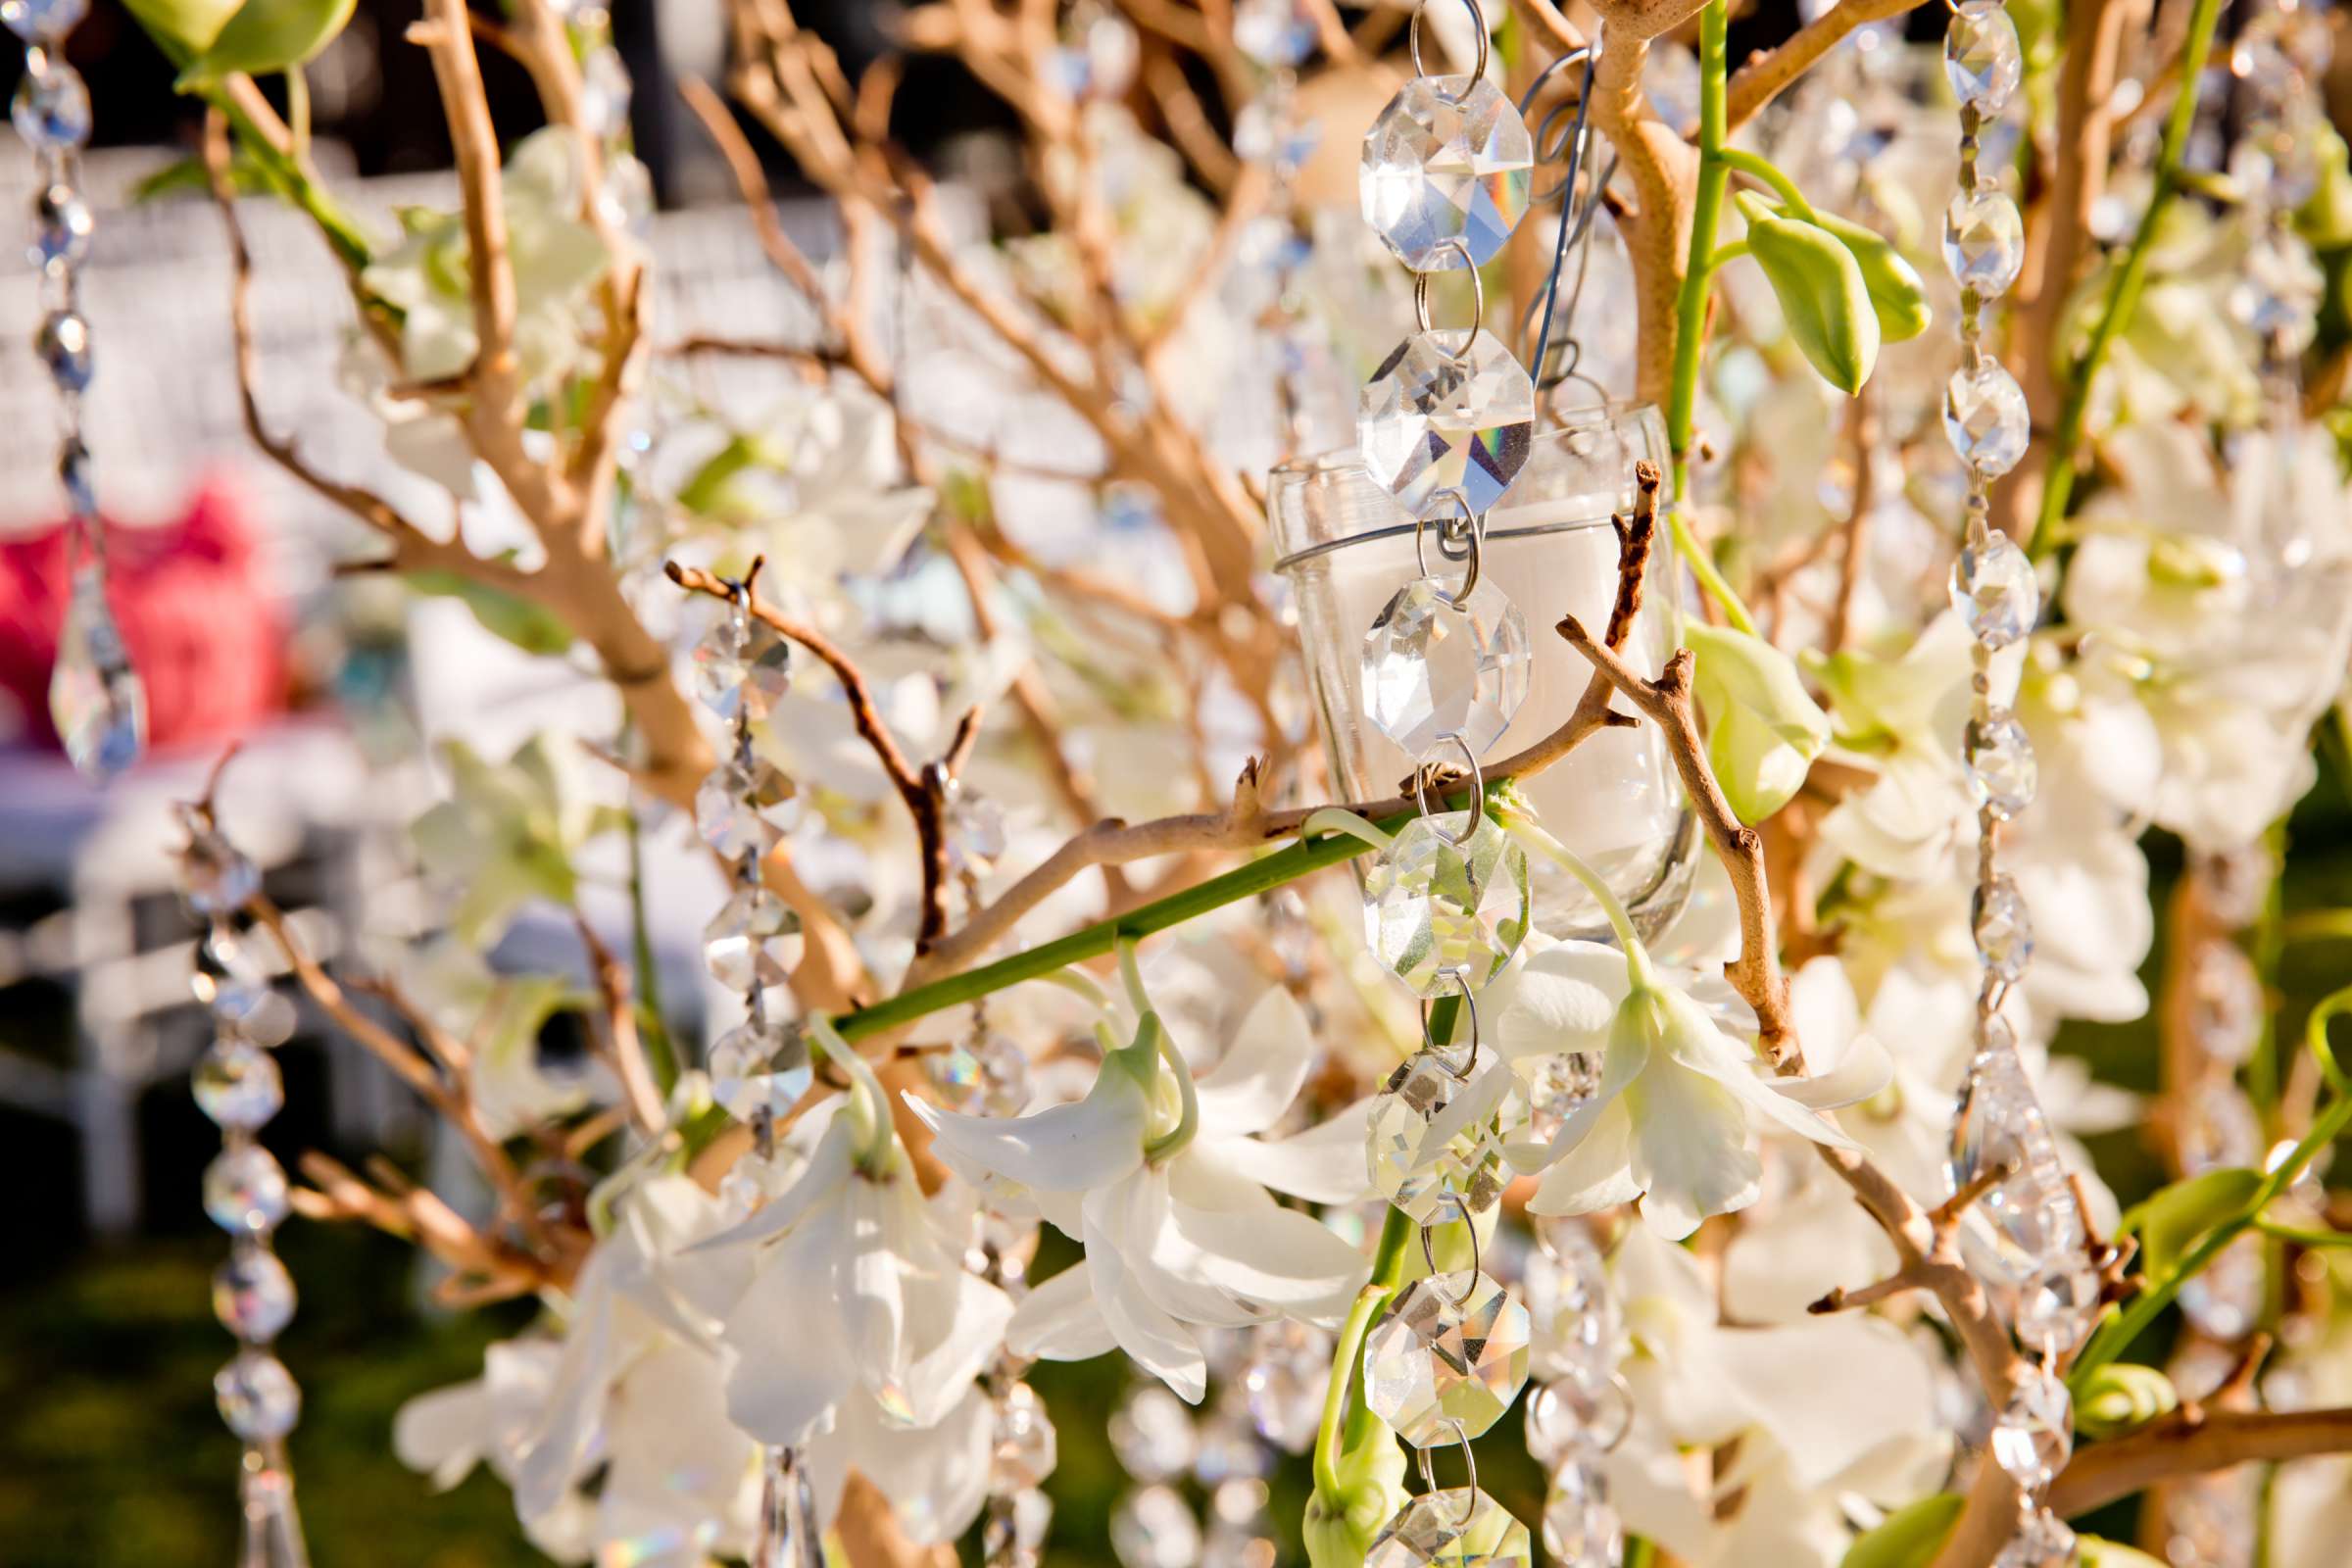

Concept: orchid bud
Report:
left=1304, top=1424, right=1409, bottom=1568
left=1799, top=207, right=1933, bottom=343
left=2077, top=1539, right=2170, bottom=1568
left=2130, top=1165, right=2260, bottom=1277
left=1687, top=621, right=1833, bottom=824
left=2296, top=128, right=2352, bottom=250
left=2076, top=1362, right=2178, bottom=1439
left=1737, top=191, right=1880, bottom=395
left=174, top=0, right=359, bottom=88
left=1840, top=1492, right=1961, bottom=1568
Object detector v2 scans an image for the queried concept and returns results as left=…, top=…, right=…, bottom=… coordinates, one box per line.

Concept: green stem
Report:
left=624, top=800, right=679, bottom=1093
left=1714, top=147, right=1815, bottom=220
left=1661, top=0, right=1760, bottom=638
left=1139, top=1014, right=1198, bottom=1165
left=834, top=800, right=1466, bottom=1048
left=2070, top=984, right=2352, bottom=1390
left=1311, top=1201, right=1419, bottom=1497
left=2027, top=0, right=2227, bottom=557
left=1498, top=810, right=1650, bottom=982
left=2252, top=1217, right=2352, bottom=1250
left=809, top=1014, right=898, bottom=1175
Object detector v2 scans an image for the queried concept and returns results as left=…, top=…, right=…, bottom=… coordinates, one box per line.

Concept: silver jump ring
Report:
left=1411, top=734, right=1487, bottom=847
left=1409, top=0, right=1491, bottom=99
left=1411, top=496, right=1485, bottom=604
left=1416, top=1220, right=1484, bottom=1309
left=1411, top=238, right=1484, bottom=338
left=1418, top=966, right=1482, bottom=1080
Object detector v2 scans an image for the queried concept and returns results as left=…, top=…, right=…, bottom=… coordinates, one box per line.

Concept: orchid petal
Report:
left=1166, top=1199, right=1368, bottom=1322
left=513, top=1251, right=621, bottom=1520
left=1092, top=1238, right=1209, bottom=1402
left=1493, top=940, right=1627, bottom=1060
left=1210, top=1101, right=1375, bottom=1203
left=1626, top=1058, right=1762, bottom=1239
left=718, top=1200, right=857, bottom=1446
left=906, top=1055, right=1150, bottom=1194
left=686, top=1108, right=858, bottom=1253
left=1190, top=985, right=1315, bottom=1135
left=841, top=1178, right=910, bottom=1419
left=1526, top=1096, right=1642, bottom=1215
left=1006, top=1260, right=1119, bottom=1361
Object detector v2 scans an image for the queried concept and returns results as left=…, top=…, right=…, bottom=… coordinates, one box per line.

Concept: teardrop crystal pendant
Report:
left=1360, top=76, right=1534, bottom=270
left=1362, top=813, right=1531, bottom=996
left=755, top=1446, right=822, bottom=1568
left=50, top=559, right=144, bottom=781
left=1947, top=1029, right=2085, bottom=1287
left=1366, top=1488, right=1534, bottom=1568
left=1359, top=328, right=1536, bottom=517
left=236, top=1446, right=313, bottom=1568
left=1361, top=575, right=1532, bottom=757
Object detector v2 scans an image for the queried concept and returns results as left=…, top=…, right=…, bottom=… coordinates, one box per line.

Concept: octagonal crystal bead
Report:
left=1944, top=183, right=2026, bottom=297
left=1363, top=1272, right=1531, bottom=1446
left=1233, top=0, right=1315, bottom=68
left=1366, top=1489, right=1533, bottom=1568
left=1367, top=1054, right=1508, bottom=1225
left=215, top=1349, right=302, bottom=1442
left=1965, top=710, right=2036, bottom=819
left=691, top=610, right=791, bottom=722
left=709, top=1021, right=811, bottom=1121
left=696, top=757, right=798, bottom=858
left=1361, top=574, right=1531, bottom=757
left=1950, top=530, right=2039, bottom=647
left=194, top=1040, right=284, bottom=1131
left=214, top=1246, right=298, bottom=1342
left=993, top=1382, right=1058, bottom=1491
left=1360, top=75, right=1533, bottom=270
left=1944, top=359, right=2031, bottom=477
left=1945, top=7, right=2023, bottom=116
left=1359, top=328, right=1536, bottom=518
left=1362, top=813, right=1531, bottom=996
left=704, top=887, right=802, bottom=993
left=1542, top=1460, right=1622, bottom=1568
left=1973, top=875, right=2034, bottom=982
left=205, top=1143, right=291, bottom=1236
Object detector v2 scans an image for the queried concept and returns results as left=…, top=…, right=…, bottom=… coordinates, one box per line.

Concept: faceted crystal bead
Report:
left=1362, top=575, right=1532, bottom=758
left=2015, top=1260, right=2099, bottom=1348
left=36, top=307, right=92, bottom=392
left=1524, top=1052, right=1602, bottom=1144
left=1243, top=1320, right=1332, bottom=1452
left=1109, top=1484, right=1200, bottom=1568
left=947, top=787, right=1010, bottom=878
left=708, top=1021, right=812, bottom=1121
left=1542, top=1459, right=1622, bottom=1568
left=194, top=1040, right=284, bottom=1131
left=1234, top=96, right=1319, bottom=172
left=578, top=45, right=631, bottom=141
left=2, top=0, right=89, bottom=41
left=1990, top=1364, right=2074, bottom=1488
left=696, top=757, right=798, bottom=858
left=1973, top=875, right=2034, bottom=982
left=1048, top=0, right=1140, bottom=102
left=182, top=829, right=263, bottom=917
left=2188, top=944, right=2265, bottom=1065
left=1233, top=0, right=1316, bottom=68
left=12, top=57, right=89, bottom=149
left=214, top=1246, right=298, bottom=1342
left=1945, top=7, right=2023, bottom=116
left=1523, top=1227, right=1618, bottom=1385
left=1360, top=76, right=1534, bottom=270
left=2180, top=1232, right=2266, bottom=1342
left=1944, top=359, right=2031, bottom=477
left=1193, top=1403, right=1273, bottom=1485
left=1363, top=1271, right=1532, bottom=1445
left=50, top=561, right=145, bottom=782
left=216, top=1349, right=302, bottom=1442
left=192, top=927, right=272, bottom=1025
left=984, top=1487, right=1054, bottom=1566
left=205, top=1144, right=291, bottom=1235
left=691, top=609, right=791, bottom=722
left=1367, top=1059, right=1507, bottom=1225
left=704, top=888, right=802, bottom=992
left=1109, top=1384, right=1200, bottom=1484
left=1363, top=813, right=1531, bottom=996
left=926, top=1032, right=1032, bottom=1116
left=1965, top=711, right=2036, bottom=819
left=32, top=179, right=92, bottom=271
left=993, top=1382, right=1058, bottom=1491
left=2177, top=1078, right=2263, bottom=1174
left=1365, top=1488, right=1535, bottom=1568
left=1949, top=530, right=2039, bottom=647
left=599, top=152, right=655, bottom=236
left=1359, top=328, right=1536, bottom=517
left=1994, top=1505, right=2078, bottom=1568
left=1944, top=184, right=2026, bottom=297
left=1950, top=1034, right=2083, bottom=1285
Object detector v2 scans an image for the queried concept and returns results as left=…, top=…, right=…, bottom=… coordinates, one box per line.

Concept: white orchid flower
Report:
left=912, top=964, right=1372, bottom=1401
left=361, top=127, right=611, bottom=390
left=410, top=731, right=621, bottom=947
left=1492, top=813, right=1885, bottom=1239
left=701, top=1028, right=1012, bottom=1469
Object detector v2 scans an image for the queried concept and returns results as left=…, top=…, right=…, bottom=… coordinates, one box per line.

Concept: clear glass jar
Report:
left=1270, top=403, right=1699, bottom=941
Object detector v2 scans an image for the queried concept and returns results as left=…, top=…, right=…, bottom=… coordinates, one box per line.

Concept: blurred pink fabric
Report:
left=0, top=475, right=287, bottom=760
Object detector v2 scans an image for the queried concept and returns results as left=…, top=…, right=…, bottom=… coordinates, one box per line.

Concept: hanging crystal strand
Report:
left=1936, top=7, right=2089, bottom=1559
left=177, top=808, right=309, bottom=1568
left=1229, top=2, right=1327, bottom=456
left=12, top=1, right=146, bottom=780
left=2226, top=0, right=2328, bottom=373
left=1521, top=1219, right=1631, bottom=1568
left=975, top=1218, right=1055, bottom=1568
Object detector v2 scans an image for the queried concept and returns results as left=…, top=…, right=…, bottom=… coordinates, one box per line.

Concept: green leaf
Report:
left=2078, top=1539, right=2170, bottom=1568
left=129, top=153, right=270, bottom=203
left=406, top=570, right=575, bottom=659
left=121, top=0, right=241, bottom=62
left=673, top=433, right=769, bottom=520
left=1737, top=191, right=1881, bottom=394
left=2127, top=1166, right=2263, bottom=1278
left=1840, top=1493, right=1962, bottom=1568
left=175, top=0, right=358, bottom=86
left=1687, top=621, right=1832, bottom=822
